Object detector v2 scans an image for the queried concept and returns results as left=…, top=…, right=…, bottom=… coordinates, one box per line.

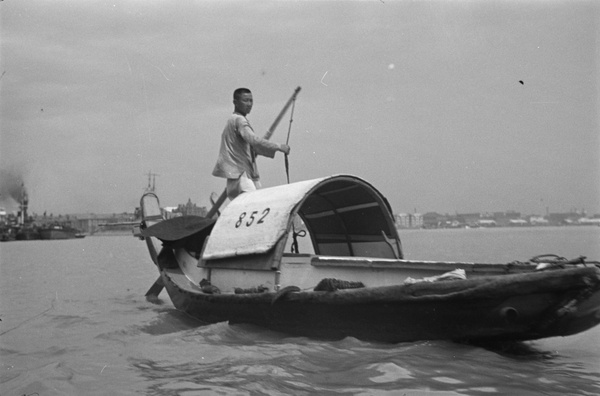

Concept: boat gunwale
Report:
left=308, top=255, right=538, bottom=273
left=162, top=264, right=600, bottom=304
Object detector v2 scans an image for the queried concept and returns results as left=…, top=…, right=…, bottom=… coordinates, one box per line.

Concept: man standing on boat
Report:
left=212, top=88, right=291, bottom=200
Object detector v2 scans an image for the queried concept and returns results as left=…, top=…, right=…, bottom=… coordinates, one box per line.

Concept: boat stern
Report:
left=537, top=269, right=600, bottom=338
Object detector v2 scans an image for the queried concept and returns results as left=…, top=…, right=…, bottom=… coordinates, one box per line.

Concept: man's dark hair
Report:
left=233, top=88, right=252, bottom=101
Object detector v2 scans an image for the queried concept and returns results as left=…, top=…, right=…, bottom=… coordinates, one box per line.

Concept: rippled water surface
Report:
left=1, top=227, right=599, bottom=395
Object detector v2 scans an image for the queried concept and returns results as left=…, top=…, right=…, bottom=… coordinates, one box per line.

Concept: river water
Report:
left=1, top=227, right=599, bottom=395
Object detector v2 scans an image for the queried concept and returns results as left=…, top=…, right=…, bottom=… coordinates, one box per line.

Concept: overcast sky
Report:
left=1, top=0, right=598, bottom=216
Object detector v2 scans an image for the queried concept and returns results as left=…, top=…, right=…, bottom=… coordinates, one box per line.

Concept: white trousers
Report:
left=226, top=172, right=261, bottom=200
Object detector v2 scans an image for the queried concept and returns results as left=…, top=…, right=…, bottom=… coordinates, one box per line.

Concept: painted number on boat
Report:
left=235, top=208, right=270, bottom=228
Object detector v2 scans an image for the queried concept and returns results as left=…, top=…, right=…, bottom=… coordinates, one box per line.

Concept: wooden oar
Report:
left=144, top=277, right=164, bottom=298
left=144, top=233, right=166, bottom=299
left=206, top=188, right=227, bottom=219
left=264, top=86, right=301, bottom=140
left=209, top=192, right=222, bottom=216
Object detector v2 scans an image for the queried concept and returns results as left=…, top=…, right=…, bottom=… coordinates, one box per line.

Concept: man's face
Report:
left=234, top=93, right=253, bottom=116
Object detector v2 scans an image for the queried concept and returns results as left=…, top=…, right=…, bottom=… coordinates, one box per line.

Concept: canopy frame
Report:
left=201, top=175, right=403, bottom=270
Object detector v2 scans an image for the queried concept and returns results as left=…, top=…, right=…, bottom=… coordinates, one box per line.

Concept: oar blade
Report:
left=145, top=276, right=164, bottom=299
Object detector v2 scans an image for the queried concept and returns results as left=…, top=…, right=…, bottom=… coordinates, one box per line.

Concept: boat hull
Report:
left=158, top=264, right=600, bottom=343
left=15, top=229, right=41, bottom=240
left=136, top=176, right=600, bottom=343
left=39, top=228, right=79, bottom=240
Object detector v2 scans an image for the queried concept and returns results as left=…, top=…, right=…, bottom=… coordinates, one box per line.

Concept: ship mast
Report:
left=145, top=171, right=159, bottom=193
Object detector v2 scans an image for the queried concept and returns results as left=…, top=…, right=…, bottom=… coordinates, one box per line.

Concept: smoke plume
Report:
left=0, top=167, right=27, bottom=209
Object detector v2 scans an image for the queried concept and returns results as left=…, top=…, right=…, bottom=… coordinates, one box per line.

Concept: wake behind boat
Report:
left=134, top=174, right=600, bottom=343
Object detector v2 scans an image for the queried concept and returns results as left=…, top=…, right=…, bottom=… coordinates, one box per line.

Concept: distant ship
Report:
left=8, top=184, right=42, bottom=241
left=39, top=224, right=84, bottom=240
left=15, top=226, right=41, bottom=240
left=1, top=183, right=84, bottom=241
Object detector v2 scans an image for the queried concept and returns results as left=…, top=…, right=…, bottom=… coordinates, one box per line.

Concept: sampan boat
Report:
left=135, top=175, right=600, bottom=343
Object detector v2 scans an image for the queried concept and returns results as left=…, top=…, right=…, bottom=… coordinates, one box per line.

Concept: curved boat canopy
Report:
left=201, top=175, right=402, bottom=269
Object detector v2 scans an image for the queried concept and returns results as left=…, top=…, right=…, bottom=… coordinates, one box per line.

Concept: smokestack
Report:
left=19, top=184, right=28, bottom=225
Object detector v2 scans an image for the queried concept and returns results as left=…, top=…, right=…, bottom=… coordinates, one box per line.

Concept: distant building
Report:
left=411, top=213, right=423, bottom=228
left=395, top=213, right=410, bottom=228
left=547, top=211, right=583, bottom=226
left=456, top=213, right=480, bottom=227
left=508, top=219, right=529, bottom=226
left=578, top=217, right=600, bottom=225
left=162, top=207, right=180, bottom=219
left=396, top=208, right=600, bottom=229
left=63, top=212, right=136, bottom=234
left=493, top=211, right=521, bottom=227
left=173, top=198, right=207, bottom=217
left=422, top=212, right=447, bottom=228
left=529, top=215, right=549, bottom=226
left=477, top=219, right=497, bottom=227
left=395, top=212, right=423, bottom=229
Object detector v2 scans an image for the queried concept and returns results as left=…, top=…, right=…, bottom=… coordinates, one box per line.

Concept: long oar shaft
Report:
left=284, top=98, right=297, bottom=184
left=264, top=86, right=301, bottom=140
left=206, top=188, right=227, bottom=219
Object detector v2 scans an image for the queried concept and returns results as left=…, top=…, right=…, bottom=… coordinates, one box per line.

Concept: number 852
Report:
left=235, top=208, right=270, bottom=228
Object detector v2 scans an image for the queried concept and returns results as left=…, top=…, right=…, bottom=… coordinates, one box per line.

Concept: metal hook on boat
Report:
left=290, top=229, right=306, bottom=254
